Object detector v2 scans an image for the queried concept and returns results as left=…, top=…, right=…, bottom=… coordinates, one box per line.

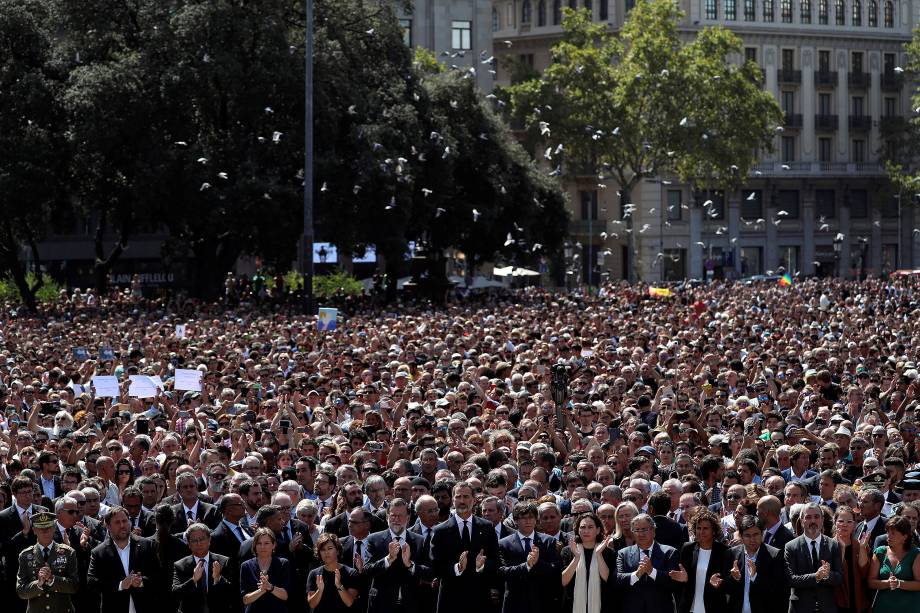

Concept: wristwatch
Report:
left=337, top=586, right=345, bottom=592
left=267, top=584, right=275, bottom=593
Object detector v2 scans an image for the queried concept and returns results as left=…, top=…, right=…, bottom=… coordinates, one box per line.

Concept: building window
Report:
left=884, top=0, right=894, bottom=26
left=801, top=0, right=812, bottom=22
left=763, top=0, right=775, bottom=20
left=726, top=0, right=737, bottom=19
left=600, top=0, right=609, bottom=20
left=625, top=0, right=636, bottom=12
left=884, top=52, right=895, bottom=74
left=818, top=93, right=831, bottom=115
left=779, top=190, right=800, bottom=218
left=568, top=0, right=577, bottom=8
left=852, top=0, right=861, bottom=25
left=745, top=0, right=757, bottom=19
left=782, top=136, right=796, bottom=162
left=492, top=8, right=500, bottom=31
left=868, top=0, right=877, bottom=25
left=819, top=137, right=832, bottom=162
left=584, top=0, right=593, bottom=15
left=745, top=47, right=758, bottom=63
left=705, top=0, right=718, bottom=18
left=852, top=51, right=863, bottom=73
left=580, top=191, right=598, bottom=220
left=781, top=0, right=792, bottom=21
left=852, top=139, right=865, bottom=162
left=852, top=95, right=864, bottom=116
left=741, top=247, right=763, bottom=275
left=818, top=49, right=830, bottom=72
left=884, top=96, right=897, bottom=117
left=779, top=246, right=800, bottom=273
left=667, top=190, right=683, bottom=221
left=399, top=19, right=412, bottom=46
left=781, top=90, right=795, bottom=114
left=819, top=0, right=829, bottom=22
left=552, top=0, right=562, bottom=23
left=451, top=21, right=472, bottom=49
left=538, top=0, right=547, bottom=25
left=522, top=0, right=532, bottom=22
left=781, top=49, right=795, bottom=71
left=741, top=190, right=763, bottom=218
left=849, top=189, right=868, bottom=217
left=835, top=0, right=846, bottom=22
left=663, top=249, right=687, bottom=280
left=816, top=189, right=836, bottom=218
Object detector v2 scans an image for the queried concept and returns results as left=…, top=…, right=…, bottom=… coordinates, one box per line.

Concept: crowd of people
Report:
left=0, top=276, right=918, bottom=613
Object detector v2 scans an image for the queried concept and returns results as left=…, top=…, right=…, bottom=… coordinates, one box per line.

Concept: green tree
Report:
left=0, top=0, right=63, bottom=311
left=885, top=32, right=920, bottom=199
left=506, top=3, right=782, bottom=280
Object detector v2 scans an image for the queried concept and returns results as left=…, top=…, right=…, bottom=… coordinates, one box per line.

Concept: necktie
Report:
left=810, top=540, right=820, bottom=571
left=763, top=531, right=772, bottom=546
left=423, top=529, right=432, bottom=555
left=461, top=519, right=471, bottom=550
left=41, top=547, right=49, bottom=563
left=187, top=510, right=194, bottom=521
left=233, top=525, right=245, bottom=542
left=523, top=536, right=531, bottom=553
left=355, top=540, right=363, bottom=567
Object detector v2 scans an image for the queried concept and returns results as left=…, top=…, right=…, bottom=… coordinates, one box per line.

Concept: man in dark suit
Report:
left=363, top=498, right=431, bottom=613
left=724, top=515, right=789, bottom=613
left=0, top=476, right=48, bottom=613
left=86, top=506, right=160, bottom=613
left=783, top=503, right=842, bottom=613
left=756, top=496, right=795, bottom=551
left=649, top=492, right=688, bottom=550
left=854, top=488, right=886, bottom=546
left=170, top=523, right=233, bottom=613
left=781, top=446, right=818, bottom=483
left=496, top=501, right=561, bottom=613
left=53, top=496, right=101, bottom=613
left=208, top=494, right=250, bottom=564
left=121, top=487, right=156, bottom=538
left=36, top=451, right=65, bottom=501
left=324, top=481, right=386, bottom=537
left=430, top=481, right=500, bottom=613
left=409, top=495, right=440, bottom=613
left=170, top=473, right=222, bottom=533
left=615, top=513, right=679, bottom=613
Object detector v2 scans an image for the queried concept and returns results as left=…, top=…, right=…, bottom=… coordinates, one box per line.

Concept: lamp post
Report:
left=302, top=0, right=315, bottom=314
left=833, top=233, right=842, bottom=277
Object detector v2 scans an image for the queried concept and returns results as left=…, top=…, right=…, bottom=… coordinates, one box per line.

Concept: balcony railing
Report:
left=778, top=69, right=802, bottom=84
left=751, top=161, right=885, bottom=176
left=848, top=115, right=871, bottom=130
left=815, top=114, right=838, bottom=130
left=849, top=71, right=869, bottom=87
left=784, top=112, right=803, bottom=127
left=881, top=72, right=903, bottom=91
left=815, top=70, right=838, bottom=86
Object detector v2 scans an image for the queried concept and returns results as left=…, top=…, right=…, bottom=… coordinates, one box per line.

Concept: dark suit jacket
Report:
left=854, top=515, right=887, bottom=548
left=171, top=552, right=234, bottom=613
left=615, top=542, right=679, bottom=613
left=783, top=534, right=842, bottom=613
left=363, top=529, right=431, bottom=613
left=676, top=541, right=729, bottom=613
left=169, top=500, right=222, bottom=533
left=781, top=468, right=818, bottom=483
left=128, top=509, right=157, bottom=537
left=239, top=557, right=291, bottom=613
left=324, top=510, right=386, bottom=537
left=86, top=536, right=160, bottom=613
left=764, top=524, right=795, bottom=551
left=0, top=504, right=47, bottom=591
left=724, top=543, right=788, bottom=613
left=653, top=515, right=689, bottom=551
left=38, top=476, right=65, bottom=501
left=430, top=514, right=500, bottom=613
left=496, top=532, right=561, bottom=613
left=210, top=521, right=248, bottom=564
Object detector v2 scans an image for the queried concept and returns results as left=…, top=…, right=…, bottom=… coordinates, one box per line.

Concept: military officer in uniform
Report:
left=15, top=511, right=79, bottom=613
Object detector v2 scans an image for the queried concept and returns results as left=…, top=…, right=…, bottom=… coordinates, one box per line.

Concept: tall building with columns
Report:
left=492, top=0, right=917, bottom=281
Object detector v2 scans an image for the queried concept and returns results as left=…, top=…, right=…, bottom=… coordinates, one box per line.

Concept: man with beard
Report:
left=430, top=481, right=499, bottom=613
left=323, top=481, right=385, bottom=537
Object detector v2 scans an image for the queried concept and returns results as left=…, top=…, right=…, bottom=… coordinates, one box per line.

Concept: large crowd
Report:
left=0, top=277, right=919, bottom=613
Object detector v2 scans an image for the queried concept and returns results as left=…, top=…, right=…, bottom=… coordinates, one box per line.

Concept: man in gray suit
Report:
left=783, top=503, right=842, bottom=613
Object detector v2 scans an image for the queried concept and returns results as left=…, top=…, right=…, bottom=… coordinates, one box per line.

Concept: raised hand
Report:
left=637, top=554, right=653, bottom=578
left=387, top=540, right=401, bottom=564
left=527, top=545, right=540, bottom=568
left=730, top=559, right=741, bottom=581
left=401, top=542, right=412, bottom=567
left=334, top=568, right=343, bottom=589
left=816, top=560, right=830, bottom=581
left=746, top=557, right=757, bottom=578
left=709, top=572, right=723, bottom=588
left=458, top=550, right=469, bottom=573
left=37, top=566, right=51, bottom=586
left=193, top=559, right=205, bottom=584
left=569, top=535, right=579, bottom=557
left=669, top=564, right=688, bottom=582
left=316, top=573, right=324, bottom=590
left=476, top=549, right=486, bottom=571
left=212, top=559, right=222, bottom=582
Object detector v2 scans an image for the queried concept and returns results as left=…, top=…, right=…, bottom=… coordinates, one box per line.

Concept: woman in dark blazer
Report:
left=240, top=527, right=292, bottom=613
left=670, top=509, right=730, bottom=613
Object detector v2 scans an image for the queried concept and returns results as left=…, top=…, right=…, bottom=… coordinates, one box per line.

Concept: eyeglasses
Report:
left=725, top=494, right=743, bottom=501
left=117, top=470, right=132, bottom=475
left=63, top=509, right=80, bottom=515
